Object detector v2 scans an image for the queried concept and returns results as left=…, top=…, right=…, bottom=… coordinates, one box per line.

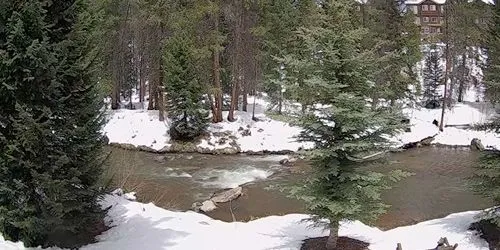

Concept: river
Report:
left=104, top=147, right=492, bottom=230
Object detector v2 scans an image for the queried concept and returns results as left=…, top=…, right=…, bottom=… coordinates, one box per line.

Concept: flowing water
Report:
left=104, top=147, right=492, bottom=230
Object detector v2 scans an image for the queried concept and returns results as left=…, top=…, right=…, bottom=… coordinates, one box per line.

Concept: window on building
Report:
left=431, top=17, right=438, bottom=23
left=437, top=27, right=441, bottom=33
left=430, top=5, right=436, bottom=11
left=413, top=5, right=418, bottom=14
left=422, top=5, right=428, bottom=11
left=424, top=27, right=430, bottom=34
left=423, top=17, right=429, bottom=23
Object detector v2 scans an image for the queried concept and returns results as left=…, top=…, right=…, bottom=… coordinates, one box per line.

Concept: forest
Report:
left=0, top=0, right=500, bottom=249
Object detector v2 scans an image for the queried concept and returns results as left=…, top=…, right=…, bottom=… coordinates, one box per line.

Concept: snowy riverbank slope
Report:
left=103, top=94, right=500, bottom=153
left=0, top=192, right=489, bottom=250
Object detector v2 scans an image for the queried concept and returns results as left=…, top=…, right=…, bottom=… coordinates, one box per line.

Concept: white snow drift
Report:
left=0, top=193, right=490, bottom=250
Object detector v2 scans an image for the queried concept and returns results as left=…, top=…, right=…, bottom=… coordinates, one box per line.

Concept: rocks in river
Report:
left=211, top=186, right=243, bottom=203
left=420, top=136, right=435, bottom=146
left=101, top=135, right=110, bottom=145
left=279, top=157, right=297, bottom=166
left=137, top=145, right=157, bottom=153
left=192, top=186, right=243, bottom=213
left=199, top=200, right=217, bottom=212
left=471, top=138, right=485, bottom=151
left=155, top=156, right=166, bottom=163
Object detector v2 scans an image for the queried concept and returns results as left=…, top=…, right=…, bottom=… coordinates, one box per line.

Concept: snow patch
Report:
left=102, top=110, right=170, bottom=151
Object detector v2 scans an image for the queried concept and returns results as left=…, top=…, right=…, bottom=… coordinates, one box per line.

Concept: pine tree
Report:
left=484, top=4, right=500, bottom=103
left=470, top=3, right=500, bottom=227
left=0, top=0, right=105, bottom=247
left=367, top=0, right=422, bottom=108
left=423, top=47, right=444, bottom=109
left=164, top=34, right=209, bottom=141
left=281, top=1, right=409, bottom=249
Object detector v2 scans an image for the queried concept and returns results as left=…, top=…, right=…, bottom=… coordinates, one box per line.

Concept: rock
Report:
left=279, top=158, right=290, bottom=165
left=191, top=202, right=203, bottom=212
left=279, top=157, right=297, bottom=166
left=211, top=186, right=243, bottom=203
left=137, top=145, right=157, bottom=153
left=217, top=137, right=227, bottom=145
left=241, top=129, right=251, bottom=137
left=101, top=135, right=110, bottom=145
left=112, top=188, right=124, bottom=196
left=155, top=156, right=166, bottom=163
left=471, top=138, right=485, bottom=151
left=420, top=136, right=435, bottom=146
left=157, top=146, right=170, bottom=153
left=221, top=147, right=240, bottom=154
left=110, top=143, right=137, bottom=150
left=200, top=200, right=217, bottom=212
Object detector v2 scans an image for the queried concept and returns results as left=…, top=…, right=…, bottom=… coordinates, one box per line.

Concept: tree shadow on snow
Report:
left=83, top=201, right=190, bottom=249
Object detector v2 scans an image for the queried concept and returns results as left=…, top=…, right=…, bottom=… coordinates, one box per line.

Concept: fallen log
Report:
left=210, top=186, right=243, bottom=203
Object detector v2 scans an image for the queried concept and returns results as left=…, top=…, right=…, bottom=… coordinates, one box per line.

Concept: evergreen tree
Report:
left=280, top=1, right=409, bottom=249
left=0, top=0, right=105, bottom=247
left=484, top=4, right=500, bottom=103
left=164, top=34, right=209, bottom=141
left=423, top=47, right=444, bottom=108
left=470, top=3, right=500, bottom=227
left=367, top=0, right=422, bottom=108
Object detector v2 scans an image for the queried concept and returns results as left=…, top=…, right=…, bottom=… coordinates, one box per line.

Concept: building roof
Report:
left=405, top=0, right=493, bottom=4
left=405, top=0, right=445, bottom=4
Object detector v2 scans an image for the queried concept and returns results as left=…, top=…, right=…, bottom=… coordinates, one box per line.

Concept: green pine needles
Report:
left=164, top=34, right=209, bottom=141
left=0, top=0, right=105, bottom=247
left=276, top=1, right=410, bottom=249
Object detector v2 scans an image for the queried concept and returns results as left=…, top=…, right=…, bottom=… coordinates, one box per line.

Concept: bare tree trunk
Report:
left=325, top=222, right=339, bottom=250
left=111, top=83, right=120, bottom=110
left=252, top=94, right=257, bottom=121
left=212, top=5, right=223, bottom=123
left=228, top=79, right=238, bottom=122
left=148, top=80, right=155, bottom=110
left=158, top=86, right=165, bottom=121
left=457, top=52, right=466, bottom=102
left=242, top=80, right=248, bottom=111
left=440, top=4, right=450, bottom=132
left=139, top=55, right=146, bottom=105
left=278, top=86, right=283, bottom=115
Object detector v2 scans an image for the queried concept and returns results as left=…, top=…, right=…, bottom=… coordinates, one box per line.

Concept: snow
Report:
left=0, top=193, right=489, bottom=250
left=394, top=102, right=500, bottom=149
left=103, top=88, right=499, bottom=153
left=102, top=109, right=170, bottom=151
left=103, top=96, right=313, bottom=153
left=198, top=110, right=313, bottom=153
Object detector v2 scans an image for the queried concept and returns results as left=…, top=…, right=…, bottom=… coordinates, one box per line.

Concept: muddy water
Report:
left=104, top=147, right=492, bottom=230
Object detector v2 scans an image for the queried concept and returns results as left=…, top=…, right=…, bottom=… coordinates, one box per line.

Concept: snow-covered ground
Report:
left=0, top=192, right=489, bottom=250
left=103, top=93, right=500, bottom=153
left=102, top=96, right=314, bottom=153
left=394, top=101, right=500, bottom=149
